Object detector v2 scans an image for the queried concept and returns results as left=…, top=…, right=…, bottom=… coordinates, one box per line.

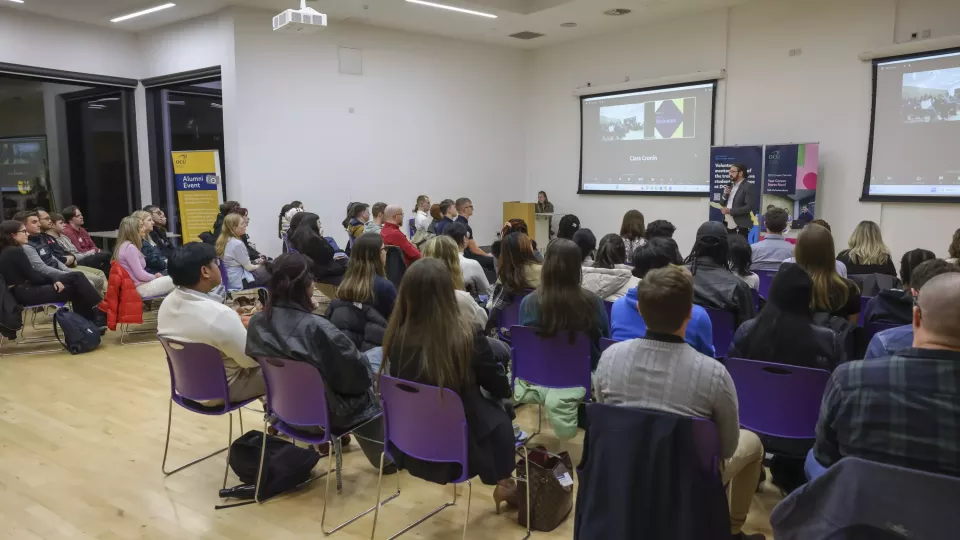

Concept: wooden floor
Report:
left=0, top=318, right=781, bottom=539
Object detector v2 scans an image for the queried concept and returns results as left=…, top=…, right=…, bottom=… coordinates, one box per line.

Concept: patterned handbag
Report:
left=516, top=446, right=575, bottom=531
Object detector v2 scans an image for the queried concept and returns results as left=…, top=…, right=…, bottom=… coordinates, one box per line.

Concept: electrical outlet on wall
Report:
left=922, top=29, right=931, bottom=38
left=788, top=48, right=803, bottom=57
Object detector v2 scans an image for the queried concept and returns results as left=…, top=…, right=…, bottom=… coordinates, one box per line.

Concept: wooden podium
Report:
left=502, top=202, right=537, bottom=240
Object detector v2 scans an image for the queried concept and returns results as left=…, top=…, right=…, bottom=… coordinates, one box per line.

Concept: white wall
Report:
left=230, top=9, right=528, bottom=255
left=526, top=0, right=960, bottom=260
left=0, top=7, right=139, bottom=78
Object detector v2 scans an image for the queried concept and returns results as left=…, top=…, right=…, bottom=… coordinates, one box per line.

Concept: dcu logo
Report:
left=175, top=154, right=189, bottom=166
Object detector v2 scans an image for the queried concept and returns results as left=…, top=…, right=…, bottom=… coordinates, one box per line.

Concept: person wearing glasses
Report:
left=455, top=197, right=495, bottom=279
left=0, top=220, right=106, bottom=327
left=143, top=205, right=174, bottom=257
left=380, top=205, right=421, bottom=266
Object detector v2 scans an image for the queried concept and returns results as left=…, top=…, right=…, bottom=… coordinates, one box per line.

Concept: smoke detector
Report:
left=604, top=8, right=632, bottom=16
left=274, top=0, right=328, bottom=33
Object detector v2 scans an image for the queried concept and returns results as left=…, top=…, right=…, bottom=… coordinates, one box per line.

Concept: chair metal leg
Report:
left=370, top=452, right=387, bottom=540
left=161, top=399, right=230, bottom=476
left=520, top=446, right=531, bottom=540
left=376, top=467, right=464, bottom=540
left=238, top=408, right=243, bottom=435
left=322, top=436, right=399, bottom=535
left=253, top=416, right=270, bottom=504
left=334, top=437, right=343, bottom=494
left=222, top=413, right=234, bottom=490
left=461, top=480, right=472, bottom=540
left=522, top=403, right=544, bottom=448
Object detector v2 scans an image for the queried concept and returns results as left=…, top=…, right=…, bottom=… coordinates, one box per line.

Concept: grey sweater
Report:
left=594, top=335, right=740, bottom=459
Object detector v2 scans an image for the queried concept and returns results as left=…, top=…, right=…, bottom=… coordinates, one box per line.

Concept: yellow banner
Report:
left=172, top=150, right=222, bottom=243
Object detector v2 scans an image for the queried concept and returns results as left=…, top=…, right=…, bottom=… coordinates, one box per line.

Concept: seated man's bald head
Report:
left=383, top=205, right=403, bottom=223
left=916, top=272, right=960, bottom=348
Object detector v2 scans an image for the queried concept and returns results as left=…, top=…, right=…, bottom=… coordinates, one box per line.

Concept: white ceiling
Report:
left=2, top=0, right=755, bottom=48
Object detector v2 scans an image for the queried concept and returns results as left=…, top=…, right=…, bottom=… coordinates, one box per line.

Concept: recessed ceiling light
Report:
left=7, top=0, right=26, bottom=4
left=560, top=22, right=577, bottom=28
left=111, top=3, right=176, bottom=23
left=604, top=8, right=632, bottom=16
left=405, top=0, right=497, bottom=19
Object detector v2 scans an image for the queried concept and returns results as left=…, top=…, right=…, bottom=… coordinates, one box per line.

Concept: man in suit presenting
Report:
left=721, top=163, right=756, bottom=239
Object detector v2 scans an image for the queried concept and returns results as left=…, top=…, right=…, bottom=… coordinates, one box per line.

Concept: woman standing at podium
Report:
left=535, top=191, right=554, bottom=214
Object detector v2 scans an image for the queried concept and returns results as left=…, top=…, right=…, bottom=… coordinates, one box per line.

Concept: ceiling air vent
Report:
left=509, top=31, right=545, bottom=40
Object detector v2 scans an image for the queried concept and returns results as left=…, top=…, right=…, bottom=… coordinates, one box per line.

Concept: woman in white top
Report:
left=441, top=221, right=493, bottom=297
left=422, top=236, right=488, bottom=332
left=217, top=213, right=270, bottom=290
left=581, top=234, right=639, bottom=301
left=413, top=195, right=432, bottom=232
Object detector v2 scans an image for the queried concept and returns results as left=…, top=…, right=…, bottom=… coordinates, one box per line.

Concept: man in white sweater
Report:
left=594, top=265, right=764, bottom=540
left=158, top=242, right=265, bottom=404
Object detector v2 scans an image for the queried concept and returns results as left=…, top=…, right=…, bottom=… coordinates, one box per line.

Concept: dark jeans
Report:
left=728, top=226, right=750, bottom=239
left=13, top=271, right=103, bottom=322
left=78, top=251, right=113, bottom=276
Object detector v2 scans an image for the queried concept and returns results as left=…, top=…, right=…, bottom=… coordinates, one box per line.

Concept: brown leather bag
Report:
left=516, top=446, right=574, bottom=531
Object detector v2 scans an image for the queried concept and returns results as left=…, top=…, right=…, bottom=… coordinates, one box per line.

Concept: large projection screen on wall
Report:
left=579, top=80, right=716, bottom=196
left=863, top=47, right=960, bottom=202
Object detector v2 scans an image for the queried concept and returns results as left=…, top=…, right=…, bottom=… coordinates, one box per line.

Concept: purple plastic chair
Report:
left=756, top=270, right=776, bottom=300
left=603, top=300, right=613, bottom=321
left=691, top=417, right=723, bottom=482
left=254, top=356, right=395, bottom=531
left=217, top=257, right=266, bottom=296
left=724, top=357, right=830, bottom=442
left=496, top=290, right=532, bottom=342
left=705, top=308, right=736, bottom=359
left=599, top=337, right=621, bottom=353
left=510, top=325, right=592, bottom=444
left=372, top=375, right=532, bottom=540
left=158, top=337, right=260, bottom=495
left=408, top=218, right=416, bottom=238
left=865, top=321, right=902, bottom=344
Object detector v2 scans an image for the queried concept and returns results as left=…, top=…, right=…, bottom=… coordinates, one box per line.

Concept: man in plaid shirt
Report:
left=813, top=272, right=960, bottom=476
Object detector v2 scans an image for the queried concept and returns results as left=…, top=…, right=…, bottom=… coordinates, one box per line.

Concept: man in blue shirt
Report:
left=864, top=259, right=960, bottom=359
left=751, top=207, right=795, bottom=271
left=610, top=237, right=715, bottom=357
left=434, top=199, right=457, bottom=235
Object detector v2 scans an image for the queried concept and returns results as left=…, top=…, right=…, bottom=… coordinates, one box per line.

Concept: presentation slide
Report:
left=580, top=81, right=715, bottom=195
left=865, top=48, right=960, bottom=198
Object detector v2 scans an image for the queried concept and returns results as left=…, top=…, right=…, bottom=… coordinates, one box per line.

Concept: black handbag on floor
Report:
left=228, top=430, right=320, bottom=499
left=53, top=307, right=101, bottom=354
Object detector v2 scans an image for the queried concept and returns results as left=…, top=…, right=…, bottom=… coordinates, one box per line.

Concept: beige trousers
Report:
left=720, top=429, right=764, bottom=534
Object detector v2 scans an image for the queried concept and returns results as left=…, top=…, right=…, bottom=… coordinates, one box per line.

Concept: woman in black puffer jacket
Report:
left=326, top=299, right=387, bottom=352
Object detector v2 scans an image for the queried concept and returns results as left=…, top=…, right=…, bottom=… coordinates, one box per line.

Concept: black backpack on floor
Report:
left=228, top=430, right=320, bottom=500
left=53, top=307, right=101, bottom=354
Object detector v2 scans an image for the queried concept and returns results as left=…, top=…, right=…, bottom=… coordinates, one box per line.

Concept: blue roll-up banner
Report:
left=708, top=145, right=763, bottom=225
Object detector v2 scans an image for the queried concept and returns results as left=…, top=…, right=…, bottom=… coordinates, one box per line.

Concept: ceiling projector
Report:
left=273, top=0, right=328, bottom=33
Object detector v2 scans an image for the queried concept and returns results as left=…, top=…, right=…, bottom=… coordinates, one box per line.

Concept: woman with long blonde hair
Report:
left=421, top=235, right=486, bottom=331
left=380, top=258, right=517, bottom=506
left=795, top=223, right=861, bottom=322
left=132, top=210, right=166, bottom=274
left=217, top=213, right=269, bottom=290
left=837, top=220, right=897, bottom=277
left=114, top=216, right=174, bottom=297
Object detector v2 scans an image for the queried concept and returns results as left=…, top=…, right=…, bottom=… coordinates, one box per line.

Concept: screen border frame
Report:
left=578, top=78, right=719, bottom=197
left=860, top=45, right=960, bottom=203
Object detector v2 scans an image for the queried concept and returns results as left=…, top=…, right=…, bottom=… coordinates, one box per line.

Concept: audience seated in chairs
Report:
left=289, top=212, right=347, bottom=287
left=750, top=207, right=794, bottom=272
left=426, top=203, right=442, bottom=235
left=346, top=203, right=369, bottom=240
left=143, top=205, right=174, bottom=257
left=212, top=200, right=240, bottom=240
left=277, top=200, right=303, bottom=245
left=380, top=258, right=518, bottom=505
left=442, top=222, right=492, bottom=297
left=581, top=234, right=638, bottom=302
left=728, top=234, right=760, bottom=291
left=412, top=195, right=431, bottom=233
left=158, top=242, right=265, bottom=405
left=326, top=233, right=395, bottom=352
left=516, top=238, right=610, bottom=440
left=24, top=209, right=106, bottom=295
left=217, top=213, right=270, bottom=290
left=48, top=212, right=113, bottom=277
left=364, top=202, right=387, bottom=235
left=813, top=271, right=960, bottom=477
left=454, top=198, right=496, bottom=277
left=794, top=224, right=862, bottom=324
left=132, top=210, right=167, bottom=275
left=485, top=231, right=540, bottom=334
left=380, top=205, right=421, bottom=266
left=434, top=199, right=457, bottom=236
left=595, top=264, right=765, bottom=540
left=862, top=248, right=936, bottom=325
left=684, top=222, right=756, bottom=325
left=643, top=218, right=675, bottom=241
left=490, top=220, right=542, bottom=262
left=421, top=236, right=488, bottom=333
left=114, top=216, right=175, bottom=298
left=246, top=253, right=388, bottom=464
left=556, top=214, right=580, bottom=241
left=610, top=237, right=715, bottom=357
left=865, top=259, right=960, bottom=359
left=837, top=220, right=898, bottom=277
left=61, top=205, right=104, bottom=256
left=0, top=220, right=105, bottom=327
